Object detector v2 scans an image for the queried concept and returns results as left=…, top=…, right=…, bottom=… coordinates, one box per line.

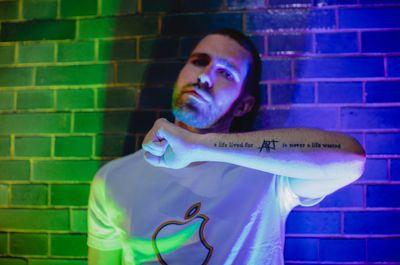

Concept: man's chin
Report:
left=172, top=108, right=212, bottom=129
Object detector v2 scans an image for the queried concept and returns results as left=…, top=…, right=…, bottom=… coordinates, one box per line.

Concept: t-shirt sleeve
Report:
left=277, top=175, right=325, bottom=213
left=87, top=173, right=123, bottom=250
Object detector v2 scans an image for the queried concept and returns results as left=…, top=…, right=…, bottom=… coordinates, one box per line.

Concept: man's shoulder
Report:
left=95, top=149, right=147, bottom=179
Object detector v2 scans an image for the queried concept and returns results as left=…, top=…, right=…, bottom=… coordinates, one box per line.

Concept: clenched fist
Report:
left=142, top=118, right=202, bottom=169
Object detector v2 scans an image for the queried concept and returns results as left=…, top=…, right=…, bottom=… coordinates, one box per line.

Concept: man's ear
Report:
left=234, top=95, right=255, bottom=117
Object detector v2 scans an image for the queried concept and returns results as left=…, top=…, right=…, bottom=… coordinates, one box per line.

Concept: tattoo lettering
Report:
left=321, top=143, right=341, bottom=149
left=258, top=140, right=279, bottom=152
left=281, top=142, right=341, bottom=149
left=213, top=140, right=342, bottom=152
left=214, top=142, right=254, bottom=148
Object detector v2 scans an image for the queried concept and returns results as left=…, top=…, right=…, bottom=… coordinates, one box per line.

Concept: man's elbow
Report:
left=323, top=147, right=366, bottom=182
left=346, top=147, right=366, bottom=183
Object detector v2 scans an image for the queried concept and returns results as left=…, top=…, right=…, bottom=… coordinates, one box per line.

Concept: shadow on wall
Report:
left=98, top=0, right=181, bottom=158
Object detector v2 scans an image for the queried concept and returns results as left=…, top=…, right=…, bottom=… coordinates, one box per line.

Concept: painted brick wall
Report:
left=0, top=0, right=399, bottom=264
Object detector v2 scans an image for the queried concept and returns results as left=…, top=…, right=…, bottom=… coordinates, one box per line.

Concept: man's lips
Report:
left=182, top=87, right=212, bottom=103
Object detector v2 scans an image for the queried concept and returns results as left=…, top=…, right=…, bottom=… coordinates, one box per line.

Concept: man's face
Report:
left=172, top=34, right=252, bottom=130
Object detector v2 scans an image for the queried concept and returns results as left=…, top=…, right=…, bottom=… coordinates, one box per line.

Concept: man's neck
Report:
left=174, top=120, right=231, bottom=134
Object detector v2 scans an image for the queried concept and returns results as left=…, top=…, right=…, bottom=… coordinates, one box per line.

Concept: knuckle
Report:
left=155, top=118, right=166, bottom=126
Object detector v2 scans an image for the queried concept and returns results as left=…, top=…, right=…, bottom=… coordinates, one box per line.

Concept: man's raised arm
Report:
left=142, top=118, right=366, bottom=182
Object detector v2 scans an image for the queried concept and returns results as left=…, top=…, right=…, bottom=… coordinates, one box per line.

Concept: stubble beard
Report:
left=172, top=87, right=215, bottom=129
left=171, top=84, right=238, bottom=132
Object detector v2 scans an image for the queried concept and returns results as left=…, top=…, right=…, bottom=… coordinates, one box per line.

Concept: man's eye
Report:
left=217, top=68, right=234, bottom=81
left=191, top=59, right=208, bottom=66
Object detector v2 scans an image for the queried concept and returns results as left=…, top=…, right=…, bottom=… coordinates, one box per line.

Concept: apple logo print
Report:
left=152, top=202, right=213, bottom=264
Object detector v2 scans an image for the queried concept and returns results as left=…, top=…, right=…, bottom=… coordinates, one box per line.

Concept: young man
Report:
left=88, top=29, right=366, bottom=265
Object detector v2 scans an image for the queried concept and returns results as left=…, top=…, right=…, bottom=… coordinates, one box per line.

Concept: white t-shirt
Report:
left=88, top=149, right=322, bottom=265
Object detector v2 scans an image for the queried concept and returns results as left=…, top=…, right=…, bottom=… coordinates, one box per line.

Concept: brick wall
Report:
left=0, top=0, right=399, bottom=264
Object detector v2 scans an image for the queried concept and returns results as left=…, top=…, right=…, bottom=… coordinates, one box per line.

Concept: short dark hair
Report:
left=209, top=28, right=262, bottom=132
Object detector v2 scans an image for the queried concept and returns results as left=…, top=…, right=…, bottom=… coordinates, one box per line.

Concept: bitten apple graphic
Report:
left=152, top=202, right=213, bottom=264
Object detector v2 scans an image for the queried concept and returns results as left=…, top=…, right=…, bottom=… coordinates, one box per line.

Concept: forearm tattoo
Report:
left=214, top=140, right=341, bottom=152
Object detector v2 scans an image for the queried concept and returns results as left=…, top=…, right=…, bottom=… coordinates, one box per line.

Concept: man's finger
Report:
left=144, top=152, right=166, bottom=167
left=156, top=139, right=168, bottom=152
left=142, top=140, right=168, bottom=156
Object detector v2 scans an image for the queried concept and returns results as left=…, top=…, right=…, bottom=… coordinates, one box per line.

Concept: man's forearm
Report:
left=142, top=119, right=366, bottom=180
left=195, top=128, right=366, bottom=180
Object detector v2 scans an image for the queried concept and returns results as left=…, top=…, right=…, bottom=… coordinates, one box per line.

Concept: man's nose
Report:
left=197, top=73, right=212, bottom=90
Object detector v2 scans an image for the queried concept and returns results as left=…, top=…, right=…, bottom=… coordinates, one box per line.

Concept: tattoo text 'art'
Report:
left=258, top=140, right=279, bottom=152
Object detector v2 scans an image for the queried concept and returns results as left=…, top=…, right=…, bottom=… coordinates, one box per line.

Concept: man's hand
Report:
left=142, top=118, right=201, bottom=169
